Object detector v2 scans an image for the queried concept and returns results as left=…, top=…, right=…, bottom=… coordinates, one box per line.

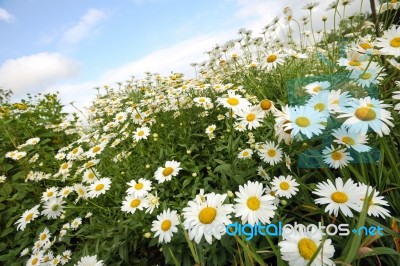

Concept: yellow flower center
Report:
left=31, top=258, right=39, bottom=265
left=25, top=213, right=33, bottom=222
left=198, top=207, right=217, bottom=224
left=260, top=99, right=272, bottom=110
left=298, top=238, right=317, bottom=260
left=72, top=148, right=79, bottom=154
left=280, top=182, right=290, bottom=190
left=242, top=151, right=249, bottom=157
left=331, top=151, right=343, bottom=161
left=131, top=199, right=141, bottom=208
left=267, top=54, right=277, bottom=63
left=161, top=220, right=172, bottom=231
left=117, top=115, right=124, bottom=120
left=246, top=113, right=256, bottom=122
left=138, top=131, right=145, bottom=136
left=355, top=107, right=376, bottom=121
left=40, top=233, right=47, bottom=241
left=51, top=204, right=59, bottom=211
left=359, top=42, right=372, bottom=50
left=47, top=191, right=54, bottom=197
left=162, top=167, right=174, bottom=176
left=199, top=98, right=205, bottom=102
left=247, top=196, right=261, bottom=210
left=61, top=163, right=69, bottom=170
left=92, top=146, right=101, bottom=153
left=267, top=149, right=276, bottom=157
left=135, top=183, right=144, bottom=190
left=227, top=97, right=239, bottom=106
left=360, top=72, right=372, bottom=80
left=342, top=136, right=355, bottom=145
left=78, top=188, right=85, bottom=195
left=88, top=173, right=95, bottom=179
left=349, top=60, right=361, bottom=66
left=390, top=37, right=400, bottom=48
left=314, top=103, right=325, bottom=112
left=295, top=117, right=310, bottom=127
left=85, top=162, right=94, bottom=168
left=95, top=184, right=104, bottom=191
left=332, top=99, right=339, bottom=104
left=270, top=191, right=276, bottom=197
left=331, top=191, right=348, bottom=203
left=313, top=86, right=321, bottom=92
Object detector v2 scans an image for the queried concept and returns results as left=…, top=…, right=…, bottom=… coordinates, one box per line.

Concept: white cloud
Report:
left=0, top=52, right=80, bottom=97
left=62, top=8, right=106, bottom=44
left=0, top=7, right=15, bottom=23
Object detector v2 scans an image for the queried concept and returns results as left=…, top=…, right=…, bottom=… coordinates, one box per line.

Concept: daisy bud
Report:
left=227, top=190, right=234, bottom=198
left=144, top=232, right=152, bottom=238
left=250, top=144, right=255, bottom=149
left=280, top=199, right=288, bottom=206
left=153, top=133, right=158, bottom=138
left=161, top=124, right=164, bottom=127
left=187, top=150, right=191, bottom=154
left=192, top=173, right=197, bottom=177
left=322, top=15, right=327, bottom=22
left=154, top=138, right=158, bottom=142
left=145, top=164, right=150, bottom=168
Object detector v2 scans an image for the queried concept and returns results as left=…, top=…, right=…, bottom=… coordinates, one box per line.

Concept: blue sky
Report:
left=0, top=0, right=370, bottom=111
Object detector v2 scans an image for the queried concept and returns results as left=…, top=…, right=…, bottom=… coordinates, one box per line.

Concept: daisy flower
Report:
left=332, top=126, right=371, bottom=152
left=145, top=192, right=160, bottom=213
left=327, top=89, right=352, bottom=114
left=236, top=105, right=265, bottom=130
left=133, top=126, right=150, bottom=141
left=86, top=144, right=105, bottom=158
left=58, top=162, right=72, bottom=175
left=75, top=255, right=104, bottom=266
left=262, top=50, right=286, bottom=71
left=42, top=197, right=65, bottom=219
left=121, top=195, right=148, bottom=214
left=87, top=178, right=111, bottom=198
left=41, top=187, right=58, bottom=202
left=74, top=183, right=88, bottom=202
left=234, top=180, right=276, bottom=225
left=271, top=175, right=299, bottom=199
left=257, top=141, right=283, bottom=165
left=359, top=184, right=391, bottom=219
left=154, top=160, right=182, bottom=183
left=322, top=145, right=353, bottom=169
left=205, top=124, right=216, bottom=134
left=284, top=105, right=327, bottom=139
left=82, top=169, right=99, bottom=183
left=15, top=205, right=40, bottom=231
left=71, top=217, right=82, bottom=230
left=66, top=146, right=84, bottom=160
left=114, top=111, right=127, bottom=123
left=216, top=90, right=251, bottom=112
left=313, top=177, right=363, bottom=217
left=278, top=226, right=335, bottom=266
left=349, top=64, right=385, bottom=88
left=376, top=24, right=400, bottom=56
left=0, top=175, right=7, bottom=183
left=183, top=192, right=234, bottom=244
left=237, top=148, right=253, bottom=159
left=27, top=252, right=44, bottom=266
left=151, top=208, right=179, bottom=243
left=193, top=97, right=212, bottom=108
left=38, top=227, right=51, bottom=245
left=257, top=165, right=270, bottom=180
left=306, top=91, right=330, bottom=117
left=338, top=96, right=394, bottom=137
left=304, top=81, right=330, bottom=95
left=393, top=90, right=400, bottom=113
left=259, top=98, right=276, bottom=113
left=126, top=178, right=152, bottom=197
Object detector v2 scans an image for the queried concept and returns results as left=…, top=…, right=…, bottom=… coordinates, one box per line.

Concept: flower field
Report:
left=1, top=1, right=400, bottom=265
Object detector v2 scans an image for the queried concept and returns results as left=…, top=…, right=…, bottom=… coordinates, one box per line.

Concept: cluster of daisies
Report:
left=18, top=214, right=91, bottom=266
